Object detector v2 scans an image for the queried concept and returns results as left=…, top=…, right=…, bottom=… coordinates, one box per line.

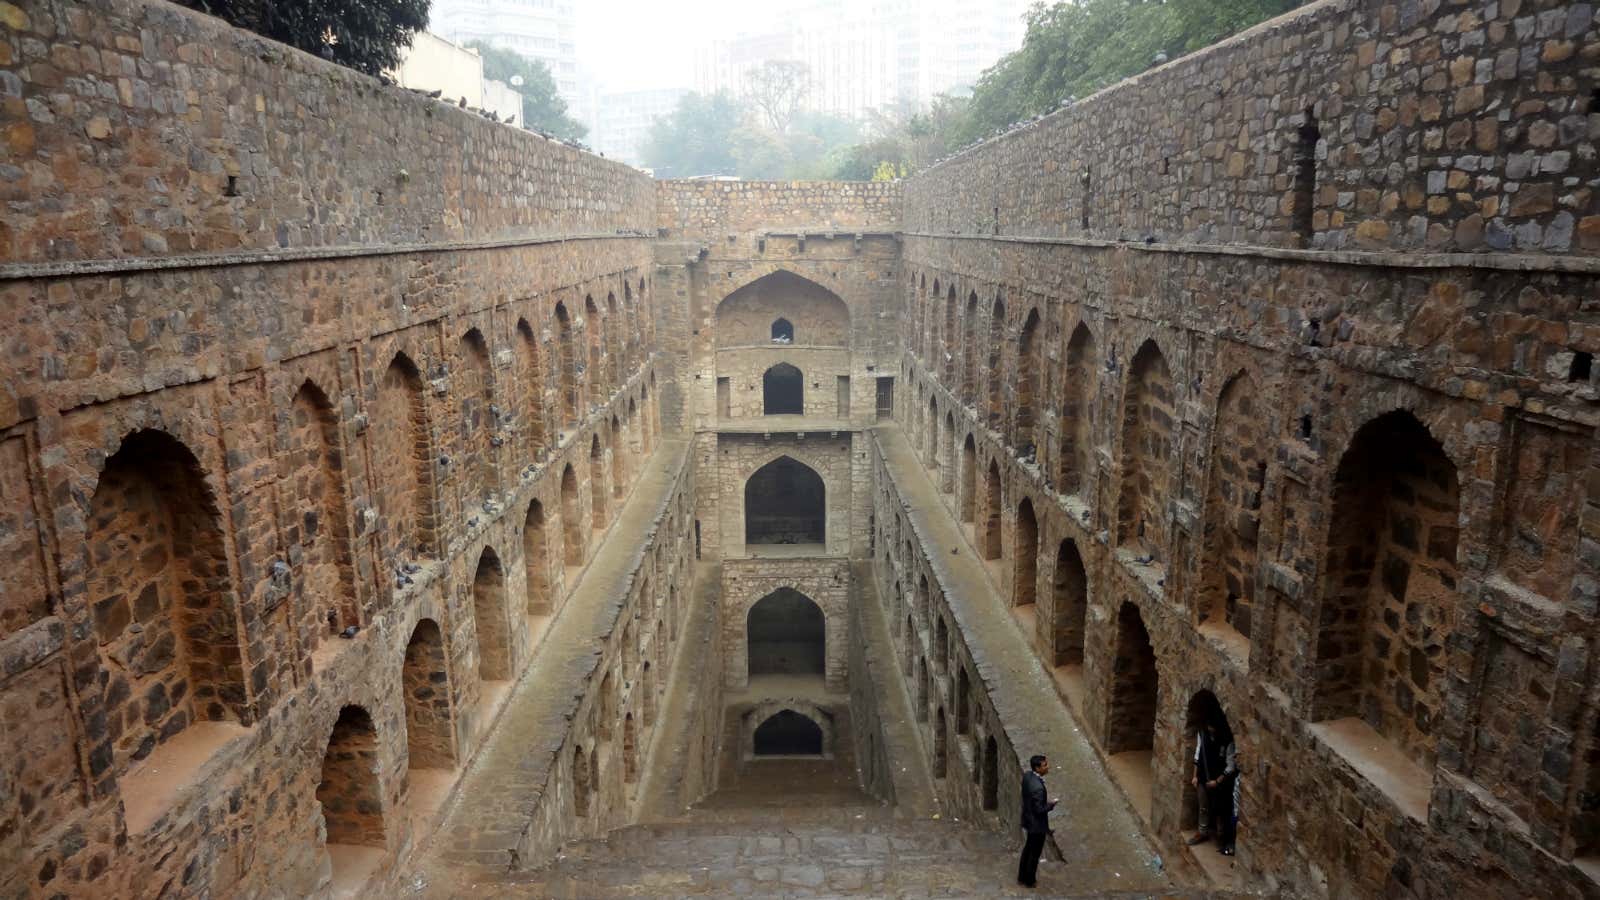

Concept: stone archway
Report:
left=743, top=456, right=825, bottom=547
left=746, top=588, right=826, bottom=680
left=763, top=362, right=804, bottom=415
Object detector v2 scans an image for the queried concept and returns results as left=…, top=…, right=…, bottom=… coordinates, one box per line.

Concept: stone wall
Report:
left=890, top=0, right=1600, bottom=895
left=903, top=0, right=1596, bottom=256
left=0, top=1, right=680, bottom=895
left=657, top=180, right=901, bottom=238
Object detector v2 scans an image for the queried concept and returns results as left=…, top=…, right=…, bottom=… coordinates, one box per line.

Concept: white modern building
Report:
left=692, top=0, right=1028, bottom=120
left=582, top=87, right=689, bottom=167
left=429, top=0, right=580, bottom=101
left=390, top=32, right=523, bottom=126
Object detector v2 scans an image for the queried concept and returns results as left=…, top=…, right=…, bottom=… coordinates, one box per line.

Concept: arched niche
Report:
left=763, top=362, right=804, bottom=415
left=715, top=271, right=850, bottom=348
left=746, top=587, right=825, bottom=679
left=743, top=455, right=825, bottom=548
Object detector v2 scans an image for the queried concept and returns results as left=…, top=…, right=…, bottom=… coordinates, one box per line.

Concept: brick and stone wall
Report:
left=0, top=1, right=684, bottom=895
left=887, top=0, right=1600, bottom=896
left=903, top=0, right=1596, bottom=256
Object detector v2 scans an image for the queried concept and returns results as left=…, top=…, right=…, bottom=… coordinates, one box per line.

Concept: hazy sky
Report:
left=574, top=0, right=780, bottom=92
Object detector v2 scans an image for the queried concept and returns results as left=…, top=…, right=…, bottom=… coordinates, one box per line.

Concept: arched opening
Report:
left=747, top=588, right=825, bottom=679
left=753, top=710, right=824, bottom=756
left=714, top=271, right=850, bottom=347
left=554, top=302, right=578, bottom=429
left=317, top=705, right=385, bottom=865
left=1118, top=341, right=1175, bottom=562
left=763, top=362, right=804, bottom=415
left=942, top=284, right=957, bottom=384
left=589, top=434, right=608, bottom=531
left=1014, top=499, right=1038, bottom=608
left=288, top=381, right=357, bottom=656
left=914, top=657, right=929, bottom=721
left=942, top=412, right=957, bottom=494
left=375, top=352, right=434, bottom=561
left=458, top=328, right=496, bottom=503
left=605, top=293, right=620, bottom=393
left=560, top=464, right=583, bottom=567
left=1181, top=690, right=1234, bottom=834
left=515, top=319, right=545, bottom=457
left=959, top=433, right=977, bottom=523
left=962, top=292, right=980, bottom=404
left=1315, top=411, right=1458, bottom=769
left=933, top=707, right=948, bottom=778
left=573, top=743, right=592, bottom=816
left=934, top=616, right=949, bottom=670
left=981, top=735, right=999, bottom=809
left=903, top=614, right=915, bottom=676
left=982, top=460, right=1003, bottom=560
left=609, top=415, right=627, bottom=499
left=584, top=295, right=603, bottom=400
left=1059, top=323, right=1096, bottom=496
left=925, top=396, right=939, bottom=468
left=1108, top=602, right=1159, bottom=754
left=1050, top=540, right=1088, bottom=668
left=598, top=669, right=616, bottom=742
left=473, top=548, right=512, bottom=682
left=641, top=661, right=655, bottom=726
left=524, top=500, right=550, bottom=615
left=623, top=712, right=638, bottom=783
left=916, top=574, right=930, bottom=623
left=1015, top=309, right=1040, bottom=450
left=985, top=297, right=1005, bottom=427
left=743, top=456, right=825, bottom=547
left=402, top=619, right=455, bottom=769
left=1200, top=373, right=1266, bottom=643
left=956, top=668, right=971, bottom=734
left=87, top=429, right=243, bottom=775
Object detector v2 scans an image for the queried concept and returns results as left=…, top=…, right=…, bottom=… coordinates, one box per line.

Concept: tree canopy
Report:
left=467, top=41, right=588, bottom=140
left=175, top=0, right=429, bottom=77
left=643, top=92, right=745, bottom=178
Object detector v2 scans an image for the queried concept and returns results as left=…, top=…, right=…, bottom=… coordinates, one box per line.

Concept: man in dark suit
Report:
left=1018, top=754, right=1058, bottom=888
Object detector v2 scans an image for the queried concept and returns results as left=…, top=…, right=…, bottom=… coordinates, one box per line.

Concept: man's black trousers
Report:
left=1017, top=831, right=1047, bottom=885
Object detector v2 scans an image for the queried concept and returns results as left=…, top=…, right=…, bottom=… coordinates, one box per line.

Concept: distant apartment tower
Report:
left=429, top=0, right=580, bottom=100
left=586, top=88, right=689, bottom=168
left=693, top=0, right=1027, bottom=119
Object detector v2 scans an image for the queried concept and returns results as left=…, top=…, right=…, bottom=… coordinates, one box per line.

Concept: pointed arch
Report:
left=714, top=270, right=850, bottom=347
left=746, top=587, right=826, bottom=679
left=744, top=456, right=825, bottom=546
left=1060, top=323, right=1097, bottom=496
left=376, top=351, right=434, bottom=561
left=1107, top=602, right=1159, bottom=754
left=458, top=327, right=496, bottom=503
left=1118, top=340, right=1174, bottom=560
left=584, top=295, right=603, bottom=402
left=525, top=499, right=551, bottom=615
left=554, top=302, right=578, bottom=429
left=515, top=318, right=545, bottom=458
left=985, top=296, right=1006, bottom=427
left=473, top=548, right=512, bottom=682
left=402, top=618, right=455, bottom=768
left=982, top=459, right=1003, bottom=560
left=962, top=291, right=980, bottom=404
left=317, top=706, right=385, bottom=851
left=1014, top=499, right=1038, bottom=608
left=288, top=380, right=357, bottom=656
left=87, top=428, right=243, bottom=774
left=610, top=414, right=627, bottom=498
left=605, top=292, right=620, bottom=395
left=763, top=362, right=804, bottom=415
left=943, top=284, right=957, bottom=384
left=1016, top=308, right=1041, bottom=449
left=560, top=463, right=583, bottom=567
left=1051, top=539, right=1088, bottom=667
left=1314, top=410, right=1459, bottom=769
left=1201, top=371, right=1267, bottom=637
left=589, top=434, right=608, bottom=531
left=959, top=433, right=978, bottom=523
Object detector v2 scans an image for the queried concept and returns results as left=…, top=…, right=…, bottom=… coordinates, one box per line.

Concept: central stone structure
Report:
left=1, top=0, right=1597, bottom=898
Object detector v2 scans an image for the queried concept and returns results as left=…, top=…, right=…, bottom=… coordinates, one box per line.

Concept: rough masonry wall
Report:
left=0, top=2, right=677, bottom=897
left=904, top=0, right=1595, bottom=256
left=892, top=0, right=1600, bottom=896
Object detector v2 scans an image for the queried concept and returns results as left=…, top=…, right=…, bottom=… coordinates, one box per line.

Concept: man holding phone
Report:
left=1018, top=754, right=1059, bottom=888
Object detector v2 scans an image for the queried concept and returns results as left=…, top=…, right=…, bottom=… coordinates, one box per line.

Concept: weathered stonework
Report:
left=4, top=0, right=1599, bottom=896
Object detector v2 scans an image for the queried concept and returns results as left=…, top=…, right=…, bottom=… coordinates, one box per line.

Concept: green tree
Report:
left=744, top=60, right=811, bottom=135
left=466, top=41, right=587, bottom=140
left=175, top=0, right=429, bottom=77
left=643, top=92, right=746, bottom=178
left=952, top=0, right=1306, bottom=146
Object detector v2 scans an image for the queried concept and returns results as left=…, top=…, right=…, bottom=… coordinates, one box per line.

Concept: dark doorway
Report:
left=754, top=710, right=824, bottom=756
left=763, top=363, right=804, bottom=414
left=747, top=588, right=825, bottom=677
left=771, top=318, right=795, bottom=342
left=744, top=456, right=825, bottom=545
